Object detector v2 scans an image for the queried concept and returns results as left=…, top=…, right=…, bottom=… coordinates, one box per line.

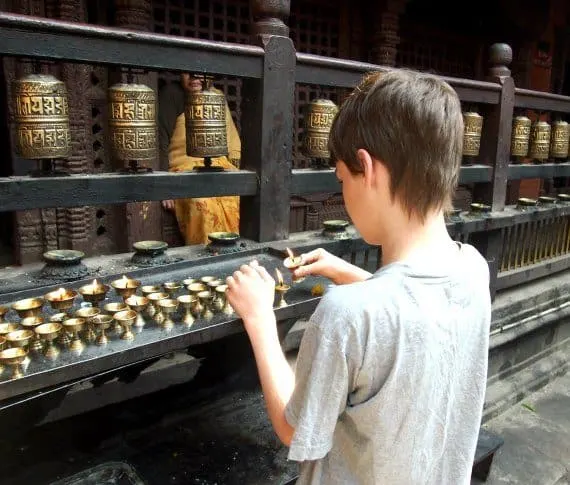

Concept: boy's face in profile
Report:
left=181, top=73, right=203, bottom=93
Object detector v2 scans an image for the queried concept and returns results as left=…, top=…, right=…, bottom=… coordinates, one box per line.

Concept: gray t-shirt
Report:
left=285, top=243, right=491, bottom=485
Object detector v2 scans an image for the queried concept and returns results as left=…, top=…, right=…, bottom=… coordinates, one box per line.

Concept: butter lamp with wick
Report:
left=274, top=269, right=290, bottom=308
left=283, top=248, right=305, bottom=282
left=45, top=288, right=78, bottom=316
left=111, top=275, right=141, bottom=300
left=79, top=279, right=110, bottom=308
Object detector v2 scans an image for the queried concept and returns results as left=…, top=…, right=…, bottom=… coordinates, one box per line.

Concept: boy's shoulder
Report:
left=309, top=276, right=400, bottom=342
left=310, top=243, right=490, bottom=340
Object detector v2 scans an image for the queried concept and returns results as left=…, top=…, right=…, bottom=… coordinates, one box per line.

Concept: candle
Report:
left=55, top=287, right=67, bottom=301
left=120, top=275, right=129, bottom=289
left=283, top=248, right=304, bottom=269
left=274, top=269, right=290, bottom=291
left=275, top=268, right=285, bottom=288
left=85, top=279, right=98, bottom=295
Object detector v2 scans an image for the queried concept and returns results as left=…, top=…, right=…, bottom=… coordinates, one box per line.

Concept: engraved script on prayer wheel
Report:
left=12, top=74, right=71, bottom=159
left=550, top=120, right=569, bottom=160
left=303, top=99, right=339, bottom=159
left=462, top=112, right=483, bottom=157
left=185, top=81, right=228, bottom=158
left=511, top=115, right=531, bottom=158
left=108, top=83, right=157, bottom=162
left=529, top=120, right=551, bottom=161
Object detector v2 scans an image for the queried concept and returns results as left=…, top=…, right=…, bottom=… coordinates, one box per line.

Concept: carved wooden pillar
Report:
left=369, top=0, right=408, bottom=67
left=242, top=1, right=295, bottom=242
left=112, top=0, right=162, bottom=250
left=250, top=0, right=290, bottom=38
left=57, top=0, right=92, bottom=254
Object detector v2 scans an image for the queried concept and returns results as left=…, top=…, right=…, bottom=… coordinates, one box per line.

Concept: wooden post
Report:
left=240, top=1, right=295, bottom=242
left=472, top=43, right=515, bottom=300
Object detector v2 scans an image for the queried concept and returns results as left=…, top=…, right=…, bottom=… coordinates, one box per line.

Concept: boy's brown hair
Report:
left=328, top=69, right=463, bottom=219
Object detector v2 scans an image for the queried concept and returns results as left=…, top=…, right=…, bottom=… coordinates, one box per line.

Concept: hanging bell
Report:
left=12, top=74, right=72, bottom=160
left=510, top=115, right=531, bottom=159
left=462, top=111, right=483, bottom=160
left=550, top=120, right=569, bottom=160
left=185, top=78, right=228, bottom=159
left=529, top=120, right=551, bottom=161
left=108, top=83, right=157, bottom=164
left=303, top=99, right=339, bottom=161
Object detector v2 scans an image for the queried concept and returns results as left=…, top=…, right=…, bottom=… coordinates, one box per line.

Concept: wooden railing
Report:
left=0, top=12, right=570, bottom=296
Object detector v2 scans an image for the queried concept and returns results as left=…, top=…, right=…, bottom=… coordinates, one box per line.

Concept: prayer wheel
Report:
left=462, top=111, right=483, bottom=160
left=303, top=98, right=339, bottom=160
left=12, top=74, right=71, bottom=160
left=510, top=115, right=531, bottom=159
left=108, top=83, right=157, bottom=163
left=185, top=79, right=228, bottom=158
left=529, top=120, right=551, bottom=161
left=550, top=120, right=569, bottom=160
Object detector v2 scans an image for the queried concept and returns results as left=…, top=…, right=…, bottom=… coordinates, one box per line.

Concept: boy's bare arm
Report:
left=294, top=248, right=373, bottom=285
left=225, top=262, right=296, bottom=446
left=246, top=312, right=295, bottom=446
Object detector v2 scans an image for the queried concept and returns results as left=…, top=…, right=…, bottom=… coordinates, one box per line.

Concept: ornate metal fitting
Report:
left=511, top=115, right=531, bottom=158
left=462, top=111, right=483, bottom=157
left=185, top=82, right=228, bottom=159
left=303, top=99, right=339, bottom=160
left=12, top=74, right=72, bottom=160
left=529, top=120, right=551, bottom=161
left=108, top=83, right=157, bottom=162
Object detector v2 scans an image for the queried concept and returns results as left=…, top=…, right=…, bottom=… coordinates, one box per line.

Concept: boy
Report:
left=226, top=69, right=491, bottom=484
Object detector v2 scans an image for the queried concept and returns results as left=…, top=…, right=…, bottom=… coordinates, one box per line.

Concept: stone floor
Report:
left=473, top=371, right=570, bottom=485
left=1, top=350, right=568, bottom=484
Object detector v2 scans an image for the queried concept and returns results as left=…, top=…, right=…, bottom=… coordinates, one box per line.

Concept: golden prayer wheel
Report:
left=303, top=99, right=339, bottom=160
left=185, top=79, right=228, bottom=159
left=529, top=120, right=551, bottom=161
left=510, top=115, right=531, bottom=158
left=12, top=74, right=71, bottom=159
left=550, top=120, right=569, bottom=160
left=462, top=111, right=483, bottom=159
left=108, top=83, right=157, bottom=162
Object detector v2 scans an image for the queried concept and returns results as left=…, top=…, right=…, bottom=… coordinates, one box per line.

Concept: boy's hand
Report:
left=293, top=248, right=373, bottom=285
left=226, top=260, right=276, bottom=334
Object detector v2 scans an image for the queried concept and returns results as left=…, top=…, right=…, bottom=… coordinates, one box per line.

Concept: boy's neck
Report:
left=380, top=210, right=455, bottom=267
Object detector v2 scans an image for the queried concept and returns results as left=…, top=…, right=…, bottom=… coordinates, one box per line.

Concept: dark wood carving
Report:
left=3, top=0, right=52, bottom=264
left=250, top=0, right=290, bottom=38
left=58, top=0, right=92, bottom=255
left=369, top=0, right=408, bottom=67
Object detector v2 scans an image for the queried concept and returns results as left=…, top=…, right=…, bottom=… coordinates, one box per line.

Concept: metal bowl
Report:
left=207, top=232, right=240, bottom=245
left=132, top=240, right=168, bottom=256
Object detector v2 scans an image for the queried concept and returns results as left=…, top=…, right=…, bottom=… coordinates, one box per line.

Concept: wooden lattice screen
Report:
left=397, top=24, right=481, bottom=79
left=152, top=0, right=346, bottom=169
left=289, top=1, right=346, bottom=168
left=152, top=0, right=250, bottom=132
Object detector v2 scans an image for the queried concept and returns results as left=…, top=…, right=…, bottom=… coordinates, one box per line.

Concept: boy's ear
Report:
left=356, top=149, right=375, bottom=186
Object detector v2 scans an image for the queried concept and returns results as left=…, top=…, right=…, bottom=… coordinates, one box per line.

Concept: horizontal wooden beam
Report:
left=0, top=171, right=259, bottom=212
left=508, top=163, right=570, bottom=180
left=295, top=53, right=501, bottom=104
left=291, top=165, right=493, bottom=196
left=452, top=204, right=570, bottom=234
left=1, top=163, right=565, bottom=213
left=514, top=88, right=570, bottom=113
left=0, top=12, right=264, bottom=77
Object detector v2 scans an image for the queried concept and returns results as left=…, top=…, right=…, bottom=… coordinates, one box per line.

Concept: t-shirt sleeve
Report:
left=285, top=310, right=352, bottom=462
